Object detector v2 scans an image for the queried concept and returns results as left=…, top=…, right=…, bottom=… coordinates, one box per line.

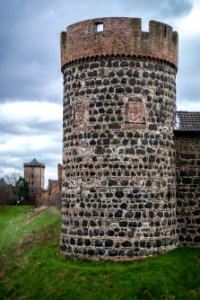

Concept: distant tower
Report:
left=24, top=158, right=45, bottom=197
left=60, top=18, right=178, bottom=259
left=58, top=163, right=63, bottom=189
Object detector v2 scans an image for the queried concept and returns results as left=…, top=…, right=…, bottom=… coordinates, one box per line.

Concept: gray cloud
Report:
left=154, top=0, right=192, bottom=18
left=0, top=0, right=198, bottom=180
left=177, top=32, right=200, bottom=108
left=0, top=120, right=61, bottom=135
left=0, top=100, right=62, bottom=180
left=0, top=0, right=193, bottom=102
left=116, top=0, right=192, bottom=19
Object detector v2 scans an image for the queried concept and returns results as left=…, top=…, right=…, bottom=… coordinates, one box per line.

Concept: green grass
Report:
left=0, top=205, right=60, bottom=253
left=0, top=206, right=200, bottom=300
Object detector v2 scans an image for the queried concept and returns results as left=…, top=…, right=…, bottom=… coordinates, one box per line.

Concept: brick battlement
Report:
left=61, top=17, right=178, bottom=70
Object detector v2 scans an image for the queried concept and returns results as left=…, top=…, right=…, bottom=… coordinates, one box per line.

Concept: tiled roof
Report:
left=30, top=158, right=40, bottom=165
left=174, top=111, right=200, bottom=131
left=24, top=158, right=45, bottom=167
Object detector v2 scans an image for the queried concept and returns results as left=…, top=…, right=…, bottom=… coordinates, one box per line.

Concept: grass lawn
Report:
left=0, top=206, right=200, bottom=300
left=0, top=205, right=60, bottom=253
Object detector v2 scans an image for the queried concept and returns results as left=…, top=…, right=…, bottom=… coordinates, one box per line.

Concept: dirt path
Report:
left=22, top=205, right=59, bottom=224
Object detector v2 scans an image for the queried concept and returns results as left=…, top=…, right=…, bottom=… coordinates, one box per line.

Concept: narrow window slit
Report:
left=164, top=26, right=167, bottom=37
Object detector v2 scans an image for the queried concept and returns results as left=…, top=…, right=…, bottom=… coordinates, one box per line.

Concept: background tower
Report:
left=60, top=17, right=178, bottom=259
left=24, top=158, right=45, bottom=198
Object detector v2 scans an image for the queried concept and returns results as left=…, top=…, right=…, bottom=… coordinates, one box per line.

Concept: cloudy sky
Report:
left=0, top=0, right=199, bottom=185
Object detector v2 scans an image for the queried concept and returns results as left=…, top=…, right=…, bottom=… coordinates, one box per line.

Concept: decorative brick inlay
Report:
left=128, top=101, right=145, bottom=123
left=75, top=102, right=85, bottom=125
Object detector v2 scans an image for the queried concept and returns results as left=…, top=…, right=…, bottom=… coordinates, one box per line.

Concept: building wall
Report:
left=58, top=163, right=63, bottom=188
left=36, top=183, right=61, bottom=207
left=36, top=164, right=62, bottom=207
left=61, top=18, right=179, bottom=259
left=24, top=166, right=44, bottom=196
left=175, top=133, right=200, bottom=245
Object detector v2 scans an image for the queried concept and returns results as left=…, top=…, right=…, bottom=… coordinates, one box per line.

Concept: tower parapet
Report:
left=61, top=18, right=178, bottom=69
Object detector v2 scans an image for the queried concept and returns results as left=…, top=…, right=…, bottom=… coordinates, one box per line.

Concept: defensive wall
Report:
left=60, top=17, right=199, bottom=260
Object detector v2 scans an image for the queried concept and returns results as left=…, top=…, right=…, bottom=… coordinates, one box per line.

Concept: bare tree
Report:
left=0, top=172, right=22, bottom=206
left=3, top=172, right=21, bottom=186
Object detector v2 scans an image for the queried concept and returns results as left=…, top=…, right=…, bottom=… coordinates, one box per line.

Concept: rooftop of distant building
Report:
left=24, top=158, right=45, bottom=168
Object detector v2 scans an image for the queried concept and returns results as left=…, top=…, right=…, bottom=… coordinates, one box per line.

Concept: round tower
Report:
left=60, top=17, right=178, bottom=259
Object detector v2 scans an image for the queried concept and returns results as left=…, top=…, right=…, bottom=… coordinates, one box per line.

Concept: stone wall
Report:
left=175, top=133, right=200, bottom=245
left=61, top=54, right=178, bottom=259
left=60, top=17, right=181, bottom=260
left=36, top=182, right=61, bottom=207
left=36, top=164, right=63, bottom=207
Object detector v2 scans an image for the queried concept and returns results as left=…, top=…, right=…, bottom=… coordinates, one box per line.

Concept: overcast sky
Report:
left=0, top=0, right=199, bottom=185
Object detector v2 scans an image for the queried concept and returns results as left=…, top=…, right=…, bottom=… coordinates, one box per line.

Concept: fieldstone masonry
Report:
left=60, top=17, right=199, bottom=259
left=175, top=133, right=200, bottom=245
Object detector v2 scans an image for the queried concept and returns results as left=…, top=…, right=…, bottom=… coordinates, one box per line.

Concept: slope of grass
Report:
left=0, top=206, right=200, bottom=300
left=0, top=205, right=60, bottom=253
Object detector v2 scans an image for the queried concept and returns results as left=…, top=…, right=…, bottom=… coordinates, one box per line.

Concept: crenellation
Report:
left=61, top=18, right=178, bottom=70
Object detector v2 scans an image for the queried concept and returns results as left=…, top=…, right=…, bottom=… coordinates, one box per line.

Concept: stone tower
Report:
left=60, top=18, right=178, bottom=259
left=24, top=158, right=45, bottom=197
